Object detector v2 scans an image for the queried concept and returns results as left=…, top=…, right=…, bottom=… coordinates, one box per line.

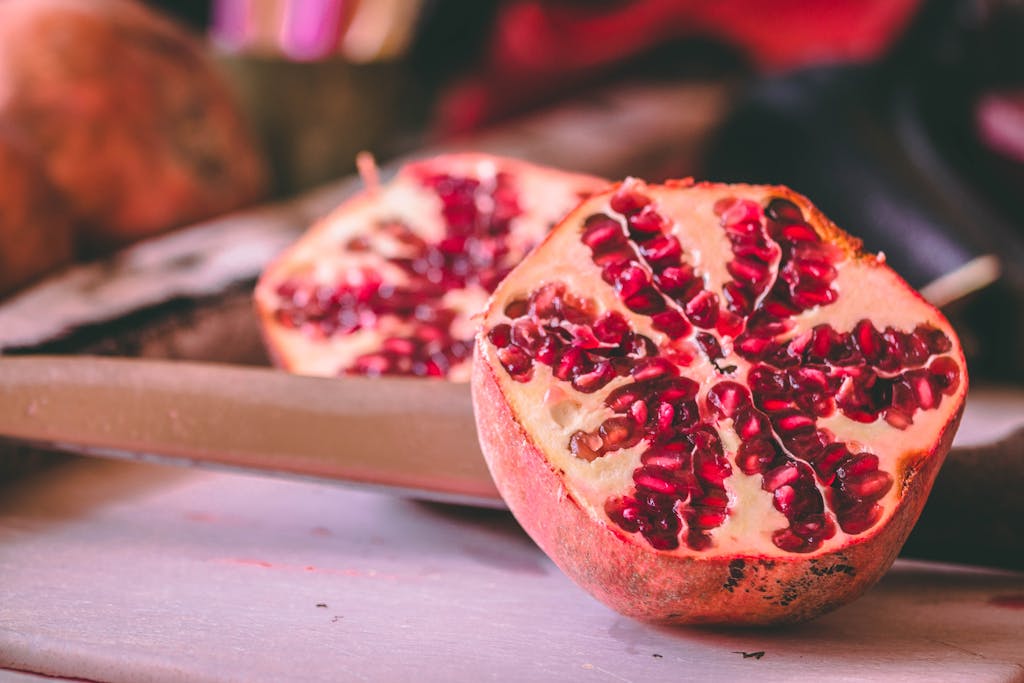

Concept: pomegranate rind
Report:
left=255, top=153, right=606, bottom=380
left=472, top=179, right=967, bottom=625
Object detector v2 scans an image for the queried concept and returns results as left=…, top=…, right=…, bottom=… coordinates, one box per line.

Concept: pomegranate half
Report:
left=472, top=178, right=967, bottom=625
left=256, top=154, right=606, bottom=380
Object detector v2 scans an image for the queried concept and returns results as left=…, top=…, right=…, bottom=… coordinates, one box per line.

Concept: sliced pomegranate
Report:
left=473, top=178, right=967, bottom=625
left=256, top=154, right=606, bottom=380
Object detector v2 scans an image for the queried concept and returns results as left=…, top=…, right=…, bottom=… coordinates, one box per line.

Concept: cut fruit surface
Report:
left=473, top=178, right=967, bottom=625
left=256, top=154, right=606, bottom=381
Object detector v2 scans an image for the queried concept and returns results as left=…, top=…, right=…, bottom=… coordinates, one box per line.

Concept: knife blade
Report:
left=0, top=355, right=502, bottom=507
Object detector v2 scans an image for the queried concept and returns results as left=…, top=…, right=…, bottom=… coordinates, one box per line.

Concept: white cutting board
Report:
left=1, top=448, right=1023, bottom=683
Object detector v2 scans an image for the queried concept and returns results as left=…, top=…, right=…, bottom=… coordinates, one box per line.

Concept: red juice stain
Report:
left=988, top=594, right=1024, bottom=609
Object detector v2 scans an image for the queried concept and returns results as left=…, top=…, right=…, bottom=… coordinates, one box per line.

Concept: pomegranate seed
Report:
left=928, top=356, right=960, bottom=394
left=684, top=290, right=719, bottom=328
left=763, top=463, right=800, bottom=492
left=631, top=357, right=679, bottom=382
left=654, top=265, right=696, bottom=298
left=610, top=188, right=651, bottom=215
left=727, top=257, right=770, bottom=286
left=567, top=361, right=609, bottom=392
left=600, top=417, right=642, bottom=450
left=628, top=206, right=668, bottom=235
left=765, top=197, right=803, bottom=223
left=483, top=325, right=507, bottom=350
left=634, top=468, right=678, bottom=495
left=593, top=310, right=630, bottom=344
left=706, top=381, right=750, bottom=418
left=917, top=325, right=952, bottom=354
left=781, top=224, right=819, bottom=243
left=718, top=197, right=762, bottom=225
left=736, top=438, right=776, bottom=475
left=582, top=214, right=627, bottom=253
left=837, top=503, right=883, bottom=535
left=640, top=235, right=683, bottom=267
left=624, top=288, right=666, bottom=315
left=605, top=497, right=642, bottom=532
left=651, top=309, right=691, bottom=339
left=842, top=471, right=893, bottom=499
left=511, top=319, right=542, bottom=352
left=629, top=399, right=648, bottom=425
left=733, top=408, right=770, bottom=439
left=570, top=430, right=605, bottom=462
left=497, top=346, right=533, bottom=379
left=837, top=452, right=879, bottom=478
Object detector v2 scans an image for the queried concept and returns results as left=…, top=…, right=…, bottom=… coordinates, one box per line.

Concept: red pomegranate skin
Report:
left=0, top=0, right=268, bottom=255
left=472, top=180, right=967, bottom=625
left=0, top=128, right=75, bottom=297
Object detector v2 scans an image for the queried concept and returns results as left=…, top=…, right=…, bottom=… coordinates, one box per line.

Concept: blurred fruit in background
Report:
left=0, top=128, right=75, bottom=297
left=0, top=0, right=268, bottom=257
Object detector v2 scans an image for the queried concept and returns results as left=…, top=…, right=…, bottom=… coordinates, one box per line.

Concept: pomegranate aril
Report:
left=593, top=310, right=631, bottom=344
left=511, top=319, right=542, bottom=352
left=842, top=470, right=893, bottom=499
left=624, top=288, right=666, bottom=315
left=706, top=381, right=750, bottom=418
left=918, top=325, right=952, bottom=354
left=928, top=356, right=960, bottom=394
left=790, top=283, right=837, bottom=309
left=696, top=332, right=723, bottom=361
left=812, top=443, right=850, bottom=484
left=609, top=188, right=651, bottom=215
left=654, top=265, right=697, bottom=299
left=836, top=452, right=879, bottom=478
left=722, top=282, right=754, bottom=315
left=605, top=497, right=642, bottom=533
left=634, top=467, right=679, bottom=496
left=572, top=361, right=615, bottom=393
left=763, top=463, right=800, bottom=492
left=600, top=416, right=642, bottom=450
left=497, top=346, right=533, bottom=379
left=733, top=408, right=771, bottom=441
left=651, top=309, right=691, bottom=339
left=774, top=411, right=814, bottom=434
left=781, top=224, right=819, bottom=243
left=581, top=213, right=626, bottom=249
left=628, top=206, right=669, bottom=236
left=765, top=197, right=804, bottom=223
left=631, top=357, right=679, bottom=382
left=689, top=506, right=728, bottom=529
left=727, top=257, right=770, bottom=286
left=684, top=290, right=719, bottom=328
left=694, top=451, right=731, bottom=486
left=639, top=235, right=683, bottom=267
left=717, top=197, right=762, bottom=226
left=736, top=438, right=776, bottom=475
left=571, top=430, right=605, bottom=462
left=629, top=399, right=648, bottom=425
left=837, top=503, right=883, bottom=535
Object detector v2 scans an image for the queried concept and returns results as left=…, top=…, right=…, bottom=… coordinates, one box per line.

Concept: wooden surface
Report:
left=1, top=452, right=1023, bottom=682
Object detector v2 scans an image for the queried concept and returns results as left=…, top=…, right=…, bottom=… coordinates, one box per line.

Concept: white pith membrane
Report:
left=256, top=155, right=604, bottom=381
left=479, top=179, right=966, bottom=558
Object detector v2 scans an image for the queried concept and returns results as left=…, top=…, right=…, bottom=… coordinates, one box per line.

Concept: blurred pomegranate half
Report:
left=473, top=178, right=966, bottom=624
left=256, top=154, right=606, bottom=380
left=0, top=0, right=268, bottom=254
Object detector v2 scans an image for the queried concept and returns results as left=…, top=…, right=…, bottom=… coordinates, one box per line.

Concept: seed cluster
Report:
left=273, top=171, right=526, bottom=376
left=486, top=186, right=961, bottom=553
